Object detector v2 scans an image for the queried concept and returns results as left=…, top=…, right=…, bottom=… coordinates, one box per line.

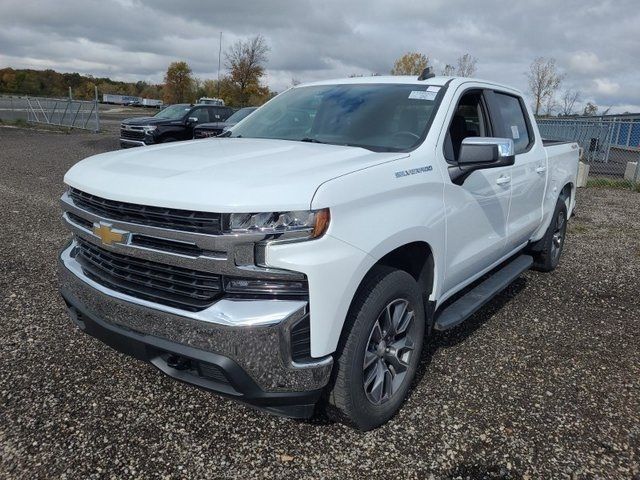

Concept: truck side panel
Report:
left=530, top=143, right=579, bottom=242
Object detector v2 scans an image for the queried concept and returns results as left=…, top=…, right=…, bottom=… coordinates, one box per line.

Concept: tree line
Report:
left=0, top=67, right=163, bottom=101
left=0, top=34, right=274, bottom=108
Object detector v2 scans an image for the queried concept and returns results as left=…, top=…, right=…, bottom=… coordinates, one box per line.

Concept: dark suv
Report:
left=193, top=107, right=257, bottom=138
left=120, top=104, right=234, bottom=148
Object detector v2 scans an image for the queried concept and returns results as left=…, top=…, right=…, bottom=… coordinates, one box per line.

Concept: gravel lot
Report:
left=1, top=126, right=639, bottom=479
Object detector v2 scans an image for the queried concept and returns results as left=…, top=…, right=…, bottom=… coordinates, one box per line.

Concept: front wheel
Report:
left=327, top=266, right=425, bottom=430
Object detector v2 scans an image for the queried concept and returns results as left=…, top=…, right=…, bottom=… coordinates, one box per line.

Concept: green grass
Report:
left=586, top=177, right=640, bottom=193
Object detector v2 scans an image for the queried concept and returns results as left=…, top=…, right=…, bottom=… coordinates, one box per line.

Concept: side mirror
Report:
left=187, top=116, right=199, bottom=124
left=450, top=137, right=515, bottom=184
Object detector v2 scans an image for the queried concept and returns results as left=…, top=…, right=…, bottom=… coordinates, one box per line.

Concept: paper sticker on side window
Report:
left=409, top=90, right=437, bottom=101
left=511, top=125, right=520, bottom=139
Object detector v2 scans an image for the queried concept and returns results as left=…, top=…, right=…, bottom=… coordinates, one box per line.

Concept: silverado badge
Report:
left=92, top=222, right=129, bottom=246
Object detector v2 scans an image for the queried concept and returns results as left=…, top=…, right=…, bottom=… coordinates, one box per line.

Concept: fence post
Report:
left=94, top=85, right=100, bottom=133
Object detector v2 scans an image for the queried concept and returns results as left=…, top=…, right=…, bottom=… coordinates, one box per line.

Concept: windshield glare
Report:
left=227, top=107, right=256, bottom=123
left=154, top=104, right=191, bottom=120
left=229, top=84, right=440, bottom=151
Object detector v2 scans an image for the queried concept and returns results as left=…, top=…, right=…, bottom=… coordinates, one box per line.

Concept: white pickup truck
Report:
left=59, top=72, right=578, bottom=430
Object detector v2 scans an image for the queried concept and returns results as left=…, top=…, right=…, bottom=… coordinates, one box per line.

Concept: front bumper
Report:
left=58, top=244, right=333, bottom=418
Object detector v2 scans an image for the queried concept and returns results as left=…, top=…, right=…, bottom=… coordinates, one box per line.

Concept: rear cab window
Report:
left=492, top=92, right=532, bottom=154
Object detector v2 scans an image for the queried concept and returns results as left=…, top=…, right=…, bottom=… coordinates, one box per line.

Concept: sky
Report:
left=1, top=0, right=639, bottom=113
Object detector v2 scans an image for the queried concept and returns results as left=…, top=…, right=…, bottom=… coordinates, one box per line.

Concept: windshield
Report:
left=227, top=107, right=256, bottom=123
left=154, top=104, right=191, bottom=120
left=229, top=84, right=441, bottom=151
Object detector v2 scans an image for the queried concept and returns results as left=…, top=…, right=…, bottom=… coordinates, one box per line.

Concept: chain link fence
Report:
left=538, top=116, right=640, bottom=190
left=0, top=92, right=100, bottom=132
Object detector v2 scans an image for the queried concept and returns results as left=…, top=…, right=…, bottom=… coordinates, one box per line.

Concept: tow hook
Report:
left=166, top=354, right=191, bottom=371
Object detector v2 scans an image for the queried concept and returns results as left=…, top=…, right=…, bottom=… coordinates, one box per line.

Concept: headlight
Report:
left=142, top=125, right=157, bottom=133
left=228, top=208, right=330, bottom=239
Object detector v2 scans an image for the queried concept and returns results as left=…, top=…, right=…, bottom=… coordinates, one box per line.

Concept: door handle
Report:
left=496, top=175, right=511, bottom=185
left=535, top=165, right=547, bottom=174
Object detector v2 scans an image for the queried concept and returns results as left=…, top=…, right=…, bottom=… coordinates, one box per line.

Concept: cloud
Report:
left=592, top=78, right=620, bottom=95
left=0, top=0, right=638, bottom=112
left=568, top=52, right=604, bottom=74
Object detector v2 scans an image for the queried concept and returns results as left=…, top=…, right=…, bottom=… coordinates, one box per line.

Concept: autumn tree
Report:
left=163, top=61, right=195, bottom=104
left=441, top=64, right=455, bottom=76
left=582, top=102, right=598, bottom=116
left=456, top=53, right=478, bottom=77
left=559, top=89, right=580, bottom=116
left=391, top=52, right=429, bottom=76
left=526, top=57, right=564, bottom=116
left=225, top=35, right=270, bottom=106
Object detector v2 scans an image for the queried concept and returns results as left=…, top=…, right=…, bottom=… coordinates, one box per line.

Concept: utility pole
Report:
left=217, top=31, right=222, bottom=98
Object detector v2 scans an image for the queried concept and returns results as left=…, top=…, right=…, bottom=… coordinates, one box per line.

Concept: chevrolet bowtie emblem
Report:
left=93, top=222, right=129, bottom=246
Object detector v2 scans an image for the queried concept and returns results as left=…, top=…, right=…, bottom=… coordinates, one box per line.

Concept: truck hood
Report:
left=121, top=117, right=179, bottom=126
left=64, top=138, right=408, bottom=212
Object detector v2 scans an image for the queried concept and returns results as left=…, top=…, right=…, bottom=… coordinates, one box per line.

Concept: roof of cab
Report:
left=298, top=75, right=522, bottom=96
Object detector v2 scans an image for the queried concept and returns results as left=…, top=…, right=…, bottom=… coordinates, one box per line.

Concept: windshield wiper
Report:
left=299, top=137, right=326, bottom=144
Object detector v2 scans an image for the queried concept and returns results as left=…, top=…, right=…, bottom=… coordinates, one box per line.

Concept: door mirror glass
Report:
left=458, top=137, right=514, bottom=165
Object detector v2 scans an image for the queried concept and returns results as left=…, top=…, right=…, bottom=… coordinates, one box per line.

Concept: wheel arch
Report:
left=344, top=240, right=437, bottom=334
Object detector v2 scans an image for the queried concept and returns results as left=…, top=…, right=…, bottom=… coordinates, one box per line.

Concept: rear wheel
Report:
left=531, top=199, right=568, bottom=272
left=328, top=266, right=425, bottom=430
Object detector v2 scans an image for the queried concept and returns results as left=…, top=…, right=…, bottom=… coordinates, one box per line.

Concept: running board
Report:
left=433, top=255, right=533, bottom=331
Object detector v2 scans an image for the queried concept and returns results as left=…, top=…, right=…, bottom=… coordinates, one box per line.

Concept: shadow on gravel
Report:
left=445, top=462, right=522, bottom=479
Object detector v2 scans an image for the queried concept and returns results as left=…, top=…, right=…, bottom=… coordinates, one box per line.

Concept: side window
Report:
left=444, top=91, right=489, bottom=162
left=191, top=107, right=210, bottom=123
left=493, top=93, right=531, bottom=154
left=210, top=107, right=231, bottom=121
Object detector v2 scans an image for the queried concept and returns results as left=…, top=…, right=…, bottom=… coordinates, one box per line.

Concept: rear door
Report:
left=440, top=88, right=513, bottom=294
left=488, top=91, right=546, bottom=250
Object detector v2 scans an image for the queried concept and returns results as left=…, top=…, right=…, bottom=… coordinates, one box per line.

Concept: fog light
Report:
left=224, top=278, right=308, bottom=295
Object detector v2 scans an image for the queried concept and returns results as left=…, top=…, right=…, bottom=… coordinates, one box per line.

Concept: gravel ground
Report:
left=1, top=126, right=639, bottom=479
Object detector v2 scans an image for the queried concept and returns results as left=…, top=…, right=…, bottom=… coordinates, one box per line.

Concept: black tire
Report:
left=160, top=136, right=178, bottom=143
left=327, top=266, right=425, bottom=430
left=531, top=199, right=568, bottom=272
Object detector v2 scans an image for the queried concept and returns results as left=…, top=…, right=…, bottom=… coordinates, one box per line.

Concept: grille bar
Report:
left=75, top=238, right=222, bottom=311
left=120, top=129, right=146, bottom=140
left=69, top=188, right=223, bottom=235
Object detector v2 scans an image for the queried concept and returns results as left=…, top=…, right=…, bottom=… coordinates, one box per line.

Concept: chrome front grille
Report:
left=61, top=188, right=307, bottom=313
left=120, top=128, right=146, bottom=140
left=75, top=238, right=222, bottom=311
left=69, top=188, right=223, bottom=235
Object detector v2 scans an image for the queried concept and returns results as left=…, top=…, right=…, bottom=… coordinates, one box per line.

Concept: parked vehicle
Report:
left=198, top=97, right=225, bottom=106
left=60, top=73, right=578, bottom=430
left=193, top=107, right=258, bottom=138
left=141, top=98, right=164, bottom=108
left=119, top=103, right=234, bottom=147
left=102, top=94, right=141, bottom=105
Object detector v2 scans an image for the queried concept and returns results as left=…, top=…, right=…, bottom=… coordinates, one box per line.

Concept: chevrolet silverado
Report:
left=59, top=71, right=579, bottom=430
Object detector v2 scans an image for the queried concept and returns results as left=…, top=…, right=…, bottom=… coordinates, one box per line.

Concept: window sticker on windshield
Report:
left=409, top=90, right=437, bottom=101
left=511, top=125, right=520, bottom=139
left=426, top=86, right=441, bottom=93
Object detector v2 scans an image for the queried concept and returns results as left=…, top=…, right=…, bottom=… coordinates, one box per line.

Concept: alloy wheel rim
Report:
left=551, top=210, right=566, bottom=261
left=363, top=298, right=416, bottom=405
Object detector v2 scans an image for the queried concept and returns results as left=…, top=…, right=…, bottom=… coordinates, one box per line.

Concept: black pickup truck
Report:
left=120, top=104, right=234, bottom=148
left=193, top=107, right=257, bottom=138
